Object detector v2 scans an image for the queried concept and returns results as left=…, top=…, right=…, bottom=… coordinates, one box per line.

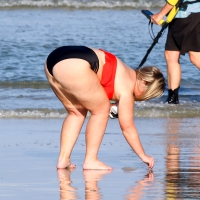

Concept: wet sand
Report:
left=0, top=117, right=200, bottom=199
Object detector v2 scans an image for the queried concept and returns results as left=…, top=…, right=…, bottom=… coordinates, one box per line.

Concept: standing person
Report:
left=152, top=0, right=200, bottom=104
left=44, top=46, right=165, bottom=170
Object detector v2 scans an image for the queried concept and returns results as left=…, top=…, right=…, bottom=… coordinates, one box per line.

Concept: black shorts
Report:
left=165, top=12, right=200, bottom=55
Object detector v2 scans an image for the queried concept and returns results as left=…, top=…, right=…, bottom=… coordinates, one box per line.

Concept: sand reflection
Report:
left=57, top=168, right=78, bottom=200
left=57, top=169, right=112, bottom=200
left=165, top=118, right=182, bottom=199
left=83, top=169, right=112, bottom=200
left=125, top=172, right=154, bottom=200
left=164, top=118, right=200, bottom=199
left=57, top=168, right=154, bottom=200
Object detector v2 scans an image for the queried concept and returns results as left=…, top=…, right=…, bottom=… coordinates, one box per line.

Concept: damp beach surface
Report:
left=1, top=117, right=200, bottom=200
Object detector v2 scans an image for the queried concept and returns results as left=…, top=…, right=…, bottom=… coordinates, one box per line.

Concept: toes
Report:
left=68, top=163, right=76, bottom=169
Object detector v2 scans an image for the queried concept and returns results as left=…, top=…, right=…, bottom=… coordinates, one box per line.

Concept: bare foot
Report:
left=83, top=159, right=113, bottom=170
left=57, top=159, right=76, bottom=169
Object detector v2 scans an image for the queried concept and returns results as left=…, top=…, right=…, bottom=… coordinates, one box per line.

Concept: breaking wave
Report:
left=0, top=0, right=164, bottom=9
left=1, top=102, right=200, bottom=118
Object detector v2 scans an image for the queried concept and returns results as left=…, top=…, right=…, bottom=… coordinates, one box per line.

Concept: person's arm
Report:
left=151, top=3, right=173, bottom=25
left=118, top=95, right=154, bottom=169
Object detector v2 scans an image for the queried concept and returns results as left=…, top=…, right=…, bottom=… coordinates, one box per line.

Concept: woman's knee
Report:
left=164, top=51, right=180, bottom=63
left=90, top=100, right=110, bottom=117
left=68, top=105, right=88, bottom=118
left=102, top=101, right=110, bottom=115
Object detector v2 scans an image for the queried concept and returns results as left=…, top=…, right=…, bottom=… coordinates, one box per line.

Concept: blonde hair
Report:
left=135, top=66, right=166, bottom=101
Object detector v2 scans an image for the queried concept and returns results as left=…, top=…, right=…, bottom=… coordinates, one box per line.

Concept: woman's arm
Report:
left=118, top=95, right=154, bottom=169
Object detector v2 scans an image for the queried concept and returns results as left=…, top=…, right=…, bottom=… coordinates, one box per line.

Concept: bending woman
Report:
left=44, top=46, right=165, bottom=170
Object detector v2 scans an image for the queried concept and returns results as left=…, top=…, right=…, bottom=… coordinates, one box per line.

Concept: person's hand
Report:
left=151, top=13, right=164, bottom=25
left=141, top=154, right=154, bottom=170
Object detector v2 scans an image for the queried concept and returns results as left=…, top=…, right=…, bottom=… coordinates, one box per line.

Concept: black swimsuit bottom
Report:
left=46, top=46, right=99, bottom=76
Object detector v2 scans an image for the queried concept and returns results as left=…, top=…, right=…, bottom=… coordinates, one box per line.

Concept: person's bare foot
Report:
left=57, top=158, right=76, bottom=169
left=83, top=159, right=113, bottom=170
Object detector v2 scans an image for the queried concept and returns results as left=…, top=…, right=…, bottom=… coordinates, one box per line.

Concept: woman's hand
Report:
left=151, top=3, right=173, bottom=25
left=151, top=13, right=164, bottom=25
left=141, top=154, right=155, bottom=170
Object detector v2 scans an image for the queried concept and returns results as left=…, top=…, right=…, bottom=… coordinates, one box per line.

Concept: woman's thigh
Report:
left=45, top=64, right=88, bottom=117
left=45, top=59, right=110, bottom=115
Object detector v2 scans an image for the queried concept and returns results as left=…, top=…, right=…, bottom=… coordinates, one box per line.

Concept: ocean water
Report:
left=0, top=0, right=200, bottom=118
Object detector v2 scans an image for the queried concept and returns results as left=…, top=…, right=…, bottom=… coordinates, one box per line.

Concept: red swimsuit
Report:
left=99, top=49, right=117, bottom=100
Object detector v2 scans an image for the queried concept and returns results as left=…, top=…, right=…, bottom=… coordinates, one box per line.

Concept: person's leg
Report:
left=48, top=59, right=112, bottom=169
left=83, top=109, right=110, bottom=169
left=164, top=50, right=181, bottom=104
left=165, top=50, right=181, bottom=89
left=45, top=64, right=88, bottom=168
left=58, top=109, right=87, bottom=169
left=188, top=51, right=200, bottom=70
